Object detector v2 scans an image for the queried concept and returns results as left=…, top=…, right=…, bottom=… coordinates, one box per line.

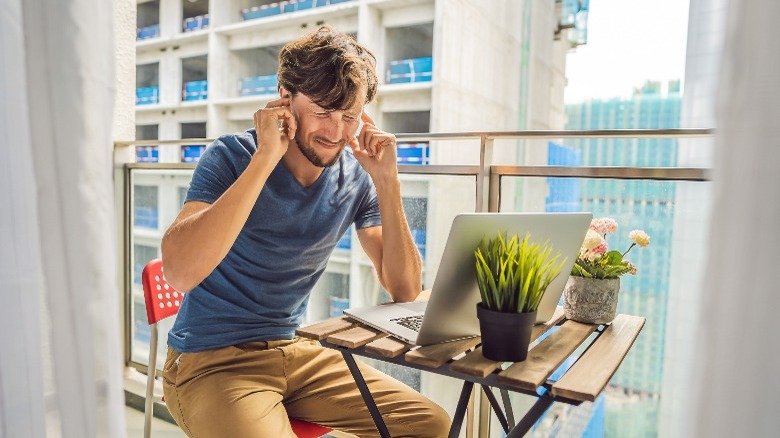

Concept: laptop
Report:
left=343, top=212, right=592, bottom=346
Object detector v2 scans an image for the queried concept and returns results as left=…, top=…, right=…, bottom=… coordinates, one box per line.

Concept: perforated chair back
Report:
left=142, top=259, right=181, bottom=325
left=140, top=259, right=331, bottom=438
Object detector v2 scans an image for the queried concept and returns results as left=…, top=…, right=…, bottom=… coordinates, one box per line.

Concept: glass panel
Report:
left=129, top=168, right=195, bottom=370
left=133, top=185, right=159, bottom=229
left=496, top=176, right=713, bottom=437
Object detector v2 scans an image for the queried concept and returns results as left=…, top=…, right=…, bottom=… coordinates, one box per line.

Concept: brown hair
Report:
left=278, top=25, right=378, bottom=111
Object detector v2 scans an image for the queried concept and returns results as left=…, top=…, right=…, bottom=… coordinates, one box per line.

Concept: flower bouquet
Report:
left=564, top=217, right=650, bottom=323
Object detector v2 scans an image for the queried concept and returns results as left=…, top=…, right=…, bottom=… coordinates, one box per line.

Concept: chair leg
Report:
left=144, top=323, right=159, bottom=438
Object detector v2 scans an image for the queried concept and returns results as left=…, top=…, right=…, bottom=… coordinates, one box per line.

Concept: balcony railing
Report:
left=115, top=127, right=713, bottom=436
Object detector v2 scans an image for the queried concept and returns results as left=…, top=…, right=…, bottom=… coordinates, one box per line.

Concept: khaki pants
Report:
left=162, top=337, right=450, bottom=437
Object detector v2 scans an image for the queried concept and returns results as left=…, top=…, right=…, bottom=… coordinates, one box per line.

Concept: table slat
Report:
left=551, top=314, right=645, bottom=401
left=531, top=306, right=566, bottom=342
left=405, top=337, right=482, bottom=368
left=327, top=326, right=387, bottom=348
left=296, top=317, right=355, bottom=340
left=449, top=347, right=502, bottom=378
left=497, top=321, right=595, bottom=390
left=365, top=337, right=413, bottom=358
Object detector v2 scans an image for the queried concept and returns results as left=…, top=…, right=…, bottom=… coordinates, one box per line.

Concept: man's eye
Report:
left=315, top=112, right=329, bottom=118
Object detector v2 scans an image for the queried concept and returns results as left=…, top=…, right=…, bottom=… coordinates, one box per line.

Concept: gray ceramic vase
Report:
left=562, top=276, right=620, bottom=324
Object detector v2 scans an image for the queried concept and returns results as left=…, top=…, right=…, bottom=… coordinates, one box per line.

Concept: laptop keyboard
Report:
left=390, top=315, right=424, bottom=332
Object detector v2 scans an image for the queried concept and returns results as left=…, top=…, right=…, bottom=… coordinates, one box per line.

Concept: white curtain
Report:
left=691, top=1, right=780, bottom=436
left=0, top=0, right=125, bottom=436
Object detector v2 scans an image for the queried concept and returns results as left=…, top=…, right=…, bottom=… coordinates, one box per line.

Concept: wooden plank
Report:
left=449, top=347, right=502, bottom=378
left=551, top=314, right=645, bottom=402
left=365, top=337, right=413, bottom=358
left=531, top=306, right=566, bottom=342
left=497, top=321, right=595, bottom=391
left=296, top=317, right=355, bottom=340
left=405, top=337, right=482, bottom=368
left=327, top=326, right=387, bottom=349
left=444, top=307, right=566, bottom=378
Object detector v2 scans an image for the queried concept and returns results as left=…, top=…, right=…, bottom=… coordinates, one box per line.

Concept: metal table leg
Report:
left=340, top=350, right=391, bottom=438
left=448, top=380, right=474, bottom=438
left=506, top=397, right=554, bottom=437
left=500, top=389, right=516, bottom=429
left=481, top=385, right=509, bottom=433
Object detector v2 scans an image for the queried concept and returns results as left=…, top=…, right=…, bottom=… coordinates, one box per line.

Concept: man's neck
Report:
left=280, top=143, right=325, bottom=188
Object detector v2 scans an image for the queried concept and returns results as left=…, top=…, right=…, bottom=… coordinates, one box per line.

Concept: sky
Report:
left=564, top=0, right=691, bottom=103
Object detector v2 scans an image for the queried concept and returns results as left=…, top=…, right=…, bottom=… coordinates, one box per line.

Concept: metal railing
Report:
left=117, top=127, right=712, bottom=213
left=115, top=127, right=714, bottom=436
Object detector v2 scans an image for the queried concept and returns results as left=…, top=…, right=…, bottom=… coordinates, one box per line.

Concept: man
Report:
left=160, top=26, right=450, bottom=437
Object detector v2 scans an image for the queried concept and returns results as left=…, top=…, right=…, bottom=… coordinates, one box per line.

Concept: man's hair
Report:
left=278, top=25, right=378, bottom=111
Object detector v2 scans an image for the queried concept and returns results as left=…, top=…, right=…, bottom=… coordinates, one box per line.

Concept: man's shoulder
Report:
left=213, top=129, right=257, bottom=155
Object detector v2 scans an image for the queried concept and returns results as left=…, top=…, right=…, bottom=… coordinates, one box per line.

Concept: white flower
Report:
left=629, top=230, right=650, bottom=247
left=582, top=229, right=603, bottom=250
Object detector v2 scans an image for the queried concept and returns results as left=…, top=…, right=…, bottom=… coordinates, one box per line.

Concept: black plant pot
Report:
left=476, top=303, right=537, bottom=362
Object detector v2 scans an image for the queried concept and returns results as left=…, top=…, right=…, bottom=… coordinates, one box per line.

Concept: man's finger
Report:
left=361, top=112, right=377, bottom=127
left=265, top=97, right=290, bottom=109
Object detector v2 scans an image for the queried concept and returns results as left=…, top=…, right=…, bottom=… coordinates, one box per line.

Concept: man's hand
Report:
left=253, top=97, right=297, bottom=162
left=349, top=112, right=398, bottom=181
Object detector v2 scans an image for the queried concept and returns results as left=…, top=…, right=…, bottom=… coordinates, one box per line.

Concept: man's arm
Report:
left=161, top=98, right=296, bottom=292
left=352, top=114, right=422, bottom=302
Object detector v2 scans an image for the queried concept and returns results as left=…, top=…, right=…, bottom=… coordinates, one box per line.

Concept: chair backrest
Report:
left=139, top=258, right=331, bottom=438
left=142, top=258, right=182, bottom=325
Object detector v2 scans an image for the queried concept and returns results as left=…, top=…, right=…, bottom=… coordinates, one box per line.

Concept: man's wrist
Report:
left=250, top=148, right=282, bottom=173
left=370, top=172, right=400, bottom=189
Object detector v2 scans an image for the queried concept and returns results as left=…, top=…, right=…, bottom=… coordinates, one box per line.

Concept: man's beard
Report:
left=295, top=137, right=345, bottom=168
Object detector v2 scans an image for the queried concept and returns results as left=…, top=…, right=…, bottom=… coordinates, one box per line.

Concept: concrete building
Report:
left=130, top=0, right=576, bottom=429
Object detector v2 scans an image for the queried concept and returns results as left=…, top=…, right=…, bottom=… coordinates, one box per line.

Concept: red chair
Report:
left=141, top=259, right=331, bottom=438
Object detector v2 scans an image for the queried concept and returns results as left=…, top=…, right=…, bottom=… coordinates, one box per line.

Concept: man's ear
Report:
left=279, top=86, right=291, bottom=99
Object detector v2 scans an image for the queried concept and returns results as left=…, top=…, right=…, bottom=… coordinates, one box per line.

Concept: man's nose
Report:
left=325, top=115, right=347, bottom=140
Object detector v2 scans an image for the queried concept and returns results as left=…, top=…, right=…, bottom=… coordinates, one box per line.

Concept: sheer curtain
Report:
left=0, top=0, right=125, bottom=436
left=691, top=1, right=780, bottom=436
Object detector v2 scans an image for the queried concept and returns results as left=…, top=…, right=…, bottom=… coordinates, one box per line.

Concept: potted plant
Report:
left=564, top=217, right=651, bottom=324
left=474, top=232, right=566, bottom=362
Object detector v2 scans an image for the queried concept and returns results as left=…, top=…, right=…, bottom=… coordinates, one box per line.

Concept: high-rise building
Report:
left=549, top=82, right=682, bottom=436
left=130, top=0, right=577, bottom=428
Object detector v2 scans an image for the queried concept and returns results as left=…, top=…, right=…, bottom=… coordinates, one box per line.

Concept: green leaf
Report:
left=604, top=250, right=623, bottom=265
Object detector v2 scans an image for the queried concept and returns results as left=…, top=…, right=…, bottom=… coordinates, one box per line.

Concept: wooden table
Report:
left=296, top=307, right=644, bottom=437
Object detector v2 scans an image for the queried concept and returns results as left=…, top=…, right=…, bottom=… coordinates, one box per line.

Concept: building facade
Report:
left=130, top=0, right=577, bottom=429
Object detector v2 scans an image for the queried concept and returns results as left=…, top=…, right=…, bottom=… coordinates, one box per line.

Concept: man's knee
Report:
left=405, top=402, right=450, bottom=437
left=426, top=403, right=452, bottom=435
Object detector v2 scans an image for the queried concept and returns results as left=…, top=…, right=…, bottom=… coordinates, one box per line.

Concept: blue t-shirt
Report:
left=167, top=129, right=381, bottom=352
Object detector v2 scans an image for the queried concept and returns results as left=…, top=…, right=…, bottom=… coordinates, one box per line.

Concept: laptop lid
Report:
left=414, top=212, right=592, bottom=346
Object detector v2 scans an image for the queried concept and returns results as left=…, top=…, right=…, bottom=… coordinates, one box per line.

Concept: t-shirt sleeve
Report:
left=354, top=181, right=381, bottom=229
left=186, top=136, right=251, bottom=204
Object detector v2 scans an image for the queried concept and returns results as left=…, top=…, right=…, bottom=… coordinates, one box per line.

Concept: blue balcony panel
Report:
left=137, top=24, right=160, bottom=40
left=183, top=14, right=209, bottom=32
left=241, top=3, right=282, bottom=20
left=182, top=80, right=208, bottom=101
left=241, top=0, right=353, bottom=22
left=136, top=86, right=159, bottom=105
left=134, top=207, right=159, bottom=229
left=240, top=74, right=278, bottom=96
left=329, top=296, right=350, bottom=318
left=387, top=57, right=433, bottom=84
left=411, top=228, right=426, bottom=260
left=182, top=145, right=206, bottom=163
left=136, top=146, right=159, bottom=163
left=397, top=142, right=430, bottom=165
left=336, top=229, right=351, bottom=250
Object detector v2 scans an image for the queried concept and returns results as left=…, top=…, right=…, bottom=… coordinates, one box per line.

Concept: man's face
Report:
left=289, top=92, right=364, bottom=168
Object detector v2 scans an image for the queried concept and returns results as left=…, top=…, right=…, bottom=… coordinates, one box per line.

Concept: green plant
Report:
left=571, top=217, right=651, bottom=279
left=474, top=233, right=567, bottom=314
